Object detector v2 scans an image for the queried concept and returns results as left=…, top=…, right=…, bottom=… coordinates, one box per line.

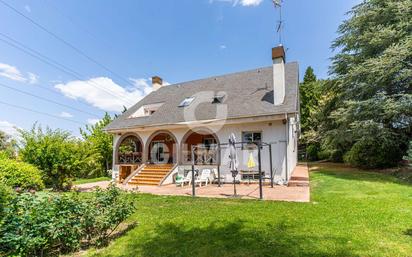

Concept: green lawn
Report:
left=86, top=163, right=412, bottom=257
left=73, top=177, right=111, bottom=185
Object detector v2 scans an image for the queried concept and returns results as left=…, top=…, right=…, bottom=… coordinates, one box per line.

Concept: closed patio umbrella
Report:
left=247, top=152, right=256, bottom=169
left=247, top=152, right=256, bottom=184
left=228, top=133, right=238, bottom=196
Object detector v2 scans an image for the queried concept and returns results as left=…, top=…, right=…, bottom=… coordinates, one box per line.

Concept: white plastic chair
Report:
left=176, top=171, right=192, bottom=187
left=195, top=169, right=211, bottom=187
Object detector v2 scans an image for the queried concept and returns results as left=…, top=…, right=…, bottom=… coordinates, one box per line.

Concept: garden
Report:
left=86, top=163, right=412, bottom=257
left=0, top=0, right=411, bottom=256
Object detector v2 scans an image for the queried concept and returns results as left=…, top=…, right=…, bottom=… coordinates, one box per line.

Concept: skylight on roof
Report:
left=178, top=97, right=195, bottom=107
left=212, top=95, right=225, bottom=104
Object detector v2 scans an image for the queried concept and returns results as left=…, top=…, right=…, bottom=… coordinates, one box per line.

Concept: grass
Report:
left=85, top=163, right=412, bottom=257
left=73, top=177, right=111, bottom=185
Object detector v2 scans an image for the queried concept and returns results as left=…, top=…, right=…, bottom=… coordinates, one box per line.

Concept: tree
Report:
left=0, top=130, right=17, bottom=158
left=18, top=124, right=89, bottom=190
left=299, top=67, right=321, bottom=134
left=0, top=130, right=9, bottom=149
left=80, top=113, right=113, bottom=176
left=322, top=0, right=412, bottom=168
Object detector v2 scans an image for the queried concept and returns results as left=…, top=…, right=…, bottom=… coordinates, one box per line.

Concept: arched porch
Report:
left=145, top=131, right=178, bottom=164
left=115, top=133, right=144, bottom=165
left=180, top=129, right=219, bottom=165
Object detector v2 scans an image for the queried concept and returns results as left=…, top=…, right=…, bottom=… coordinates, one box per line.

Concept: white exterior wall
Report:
left=286, top=115, right=298, bottom=180
left=112, top=118, right=298, bottom=183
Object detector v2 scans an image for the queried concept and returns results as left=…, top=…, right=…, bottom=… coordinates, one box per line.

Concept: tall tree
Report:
left=325, top=0, right=412, bottom=167
left=300, top=67, right=320, bottom=134
left=80, top=113, right=113, bottom=174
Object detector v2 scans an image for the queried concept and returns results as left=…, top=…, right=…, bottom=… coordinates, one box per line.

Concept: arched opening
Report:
left=116, top=134, right=143, bottom=165
left=181, top=129, right=219, bottom=165
left=146, top=131, right=177, bottom=164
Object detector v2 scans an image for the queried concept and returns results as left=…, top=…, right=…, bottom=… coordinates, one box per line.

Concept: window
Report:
left=212, top=95, right=225, bottom=104
left=128, top=103, right=164, bottom=118
left=242, top=131, right=262, bottom=149
left=178, top=97, right=195, bottom=107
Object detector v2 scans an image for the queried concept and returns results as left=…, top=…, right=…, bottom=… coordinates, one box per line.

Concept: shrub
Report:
left=19, top=125, right=87, bottom=191
left=405, top=141, right=412, bottom=165
left=344, top=138, right=402, bottom=168
left=0, top=157, right=44, bottom=190
left=306, top=144, right=320, bottom=161
left=0, top=182, right=14, bottom=217
left=0, top=184, right=135, bottom=256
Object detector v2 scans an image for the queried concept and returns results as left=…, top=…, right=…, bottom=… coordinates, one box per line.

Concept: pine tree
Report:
left=324, top=0, right=412, bottom=168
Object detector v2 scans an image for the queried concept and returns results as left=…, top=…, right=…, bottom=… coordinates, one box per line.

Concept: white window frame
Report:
left=178, top=97, right=195, bottom=107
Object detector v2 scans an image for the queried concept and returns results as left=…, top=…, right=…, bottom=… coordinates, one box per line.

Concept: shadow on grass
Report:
left=404, top=229, right=412, bottom=237
left=121, top=220, right=357, bottom=257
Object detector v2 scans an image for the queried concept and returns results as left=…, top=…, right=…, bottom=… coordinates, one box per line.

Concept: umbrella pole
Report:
left=233, top=175, right=237, bottom=196
left=258, top=144, right=263, bottom=200
left=217, top=146, right=221, bottom=187
left=191, top=146, right=196, bottom=197
left=269, top=144, right=274, bottom=188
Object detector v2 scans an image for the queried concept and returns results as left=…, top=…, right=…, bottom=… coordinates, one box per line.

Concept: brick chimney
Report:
left=272, top=45, right=286, bottom=105
left=152, top=76, right=163, bottom=91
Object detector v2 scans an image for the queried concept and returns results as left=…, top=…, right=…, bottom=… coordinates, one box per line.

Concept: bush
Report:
left=344, top=138, right=403, bottom=169
left=306, top=144, right=320, bottom=161
left=0, top=157, right=44, bottom=190
left=19, top=125, right=89, bottom=191
left=0, top=182, right=14, bottom=217
left=405, top=141, right=412, bottom=164
left=0, top=184, right=135, bottom=256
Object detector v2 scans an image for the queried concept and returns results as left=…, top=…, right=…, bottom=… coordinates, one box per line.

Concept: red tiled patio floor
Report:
left=75, top=164, right=310, bottom=202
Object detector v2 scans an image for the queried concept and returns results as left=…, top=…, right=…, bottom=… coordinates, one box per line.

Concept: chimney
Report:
left=272, top=45, right=286, bottom=105
left=152, top=76, right=163, bottom=91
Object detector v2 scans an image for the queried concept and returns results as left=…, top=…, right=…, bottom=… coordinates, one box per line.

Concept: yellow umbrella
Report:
left=247, top=152, right=256, bottom=169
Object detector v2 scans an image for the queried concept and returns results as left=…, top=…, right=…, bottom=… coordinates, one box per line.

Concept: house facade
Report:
left=105, top=46, right=299, bottom=186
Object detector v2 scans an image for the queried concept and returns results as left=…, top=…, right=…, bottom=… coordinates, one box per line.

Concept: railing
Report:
left=123, top=164, right=146, bottom=185
left=118, top=152, right=143, bottom=164
left=182, top=148, right=218, bottom=165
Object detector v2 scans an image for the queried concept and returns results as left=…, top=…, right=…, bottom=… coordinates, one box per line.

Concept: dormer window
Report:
left=129, top=103, right=164, bottom=118
left=178, top=97, right=195, bottom=107
left=212, top=95, right=225, bottom=104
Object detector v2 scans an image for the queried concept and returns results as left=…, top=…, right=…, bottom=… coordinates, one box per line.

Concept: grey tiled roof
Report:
left=106, top=62, right=299, bottom=131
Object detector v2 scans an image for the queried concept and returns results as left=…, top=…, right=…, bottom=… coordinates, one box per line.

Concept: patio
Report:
left=75, top=164, right=309, bottom=202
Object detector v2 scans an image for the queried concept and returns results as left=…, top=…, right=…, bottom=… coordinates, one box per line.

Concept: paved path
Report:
left=75, top=164, right=310, bottom=202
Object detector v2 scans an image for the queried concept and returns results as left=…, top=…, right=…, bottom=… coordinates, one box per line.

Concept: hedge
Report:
left=0, top=157, right=44, bottom=190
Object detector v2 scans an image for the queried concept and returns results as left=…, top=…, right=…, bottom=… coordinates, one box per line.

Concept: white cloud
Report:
left=0, top=120, right=20, bottom=138
left=209, top=0, right=263, bottom=6
left=220, top=44, right=227, bottom=49
left=0, top=63, right=26, bottom=82
left=129, top=78, right=153, bottom=95
left=240, top=0, right=263, bottom=6
left=59, top=112, right=73, bottom=118
left=87, top=118, right=100, bottom=125
left=0, top=62, right=39, bottom=84
left=24, top=5, right=31, bottom=12
left=28, top=72, right=39, bottom=84
left=55, top=77, right=155, bottom=112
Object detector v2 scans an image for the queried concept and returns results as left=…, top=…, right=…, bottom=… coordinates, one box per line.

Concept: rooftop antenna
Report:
left=272, top=0, right=283, bottom=45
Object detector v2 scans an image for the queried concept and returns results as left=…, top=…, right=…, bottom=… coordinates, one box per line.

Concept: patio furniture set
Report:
left=175, top=168, right=222, bottom=187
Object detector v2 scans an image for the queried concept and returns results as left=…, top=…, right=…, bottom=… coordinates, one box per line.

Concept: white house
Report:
left=105, top=45, right=299, bottom=186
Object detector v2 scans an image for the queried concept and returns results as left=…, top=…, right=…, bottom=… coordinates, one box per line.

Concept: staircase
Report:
left=128, top=164, right=174, bottom=186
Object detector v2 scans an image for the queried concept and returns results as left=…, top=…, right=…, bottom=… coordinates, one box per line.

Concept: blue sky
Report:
left=0, top=0, right=359, bottom=137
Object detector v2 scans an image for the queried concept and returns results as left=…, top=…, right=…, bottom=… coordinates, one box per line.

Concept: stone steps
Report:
left=128, top=164, right=173, bottom=186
